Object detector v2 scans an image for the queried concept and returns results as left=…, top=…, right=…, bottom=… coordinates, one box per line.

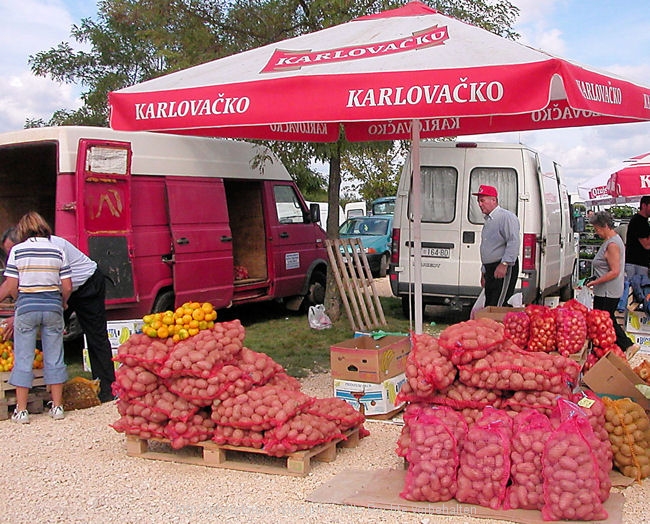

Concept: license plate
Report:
left=422, top=247, right=450, bottom=258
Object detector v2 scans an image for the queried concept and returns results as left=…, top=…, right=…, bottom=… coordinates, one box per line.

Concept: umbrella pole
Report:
left=411, top=120, right=423, bottom=335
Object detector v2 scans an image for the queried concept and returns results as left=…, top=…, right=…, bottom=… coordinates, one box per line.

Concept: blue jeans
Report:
left=10, top=310, right=68, bottom=388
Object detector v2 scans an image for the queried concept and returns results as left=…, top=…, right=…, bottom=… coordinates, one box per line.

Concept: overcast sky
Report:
left=1, top=0, right=649, bottom=198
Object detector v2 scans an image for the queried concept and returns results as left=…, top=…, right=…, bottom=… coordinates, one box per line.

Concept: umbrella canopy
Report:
left=109, top=2, right=650, bottom=139
left=607, top=152, right=650, bottom=198
left=109, top=1, right=650, bottom=333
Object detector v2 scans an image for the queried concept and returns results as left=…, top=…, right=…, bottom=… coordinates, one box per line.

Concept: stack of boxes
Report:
left=82, top=319, right=144, bottom=372
left=330, top=335, right=410, bottom=418
left=625, top=309, right=650, bottom=356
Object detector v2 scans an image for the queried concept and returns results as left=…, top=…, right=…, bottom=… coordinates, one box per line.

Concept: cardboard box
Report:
left=625, top=310, right=650, bottom=334
left=626, top=332, right=650, bottom=356
left=474, top=306, right=525, bottom=322
left=82, top=319, right=143, bottom=372
left=333, top=373, right=406, bottom=416
left=330, top=335, right=410, bottom=383
left=581, top=352, right=650, bottom=410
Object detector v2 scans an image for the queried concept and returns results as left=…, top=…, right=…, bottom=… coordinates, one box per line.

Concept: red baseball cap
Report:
left=473, top=184, right=498, bottom=197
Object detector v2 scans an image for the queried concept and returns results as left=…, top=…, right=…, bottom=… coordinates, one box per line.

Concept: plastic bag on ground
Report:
left=308, top=304, right=332, bottom=329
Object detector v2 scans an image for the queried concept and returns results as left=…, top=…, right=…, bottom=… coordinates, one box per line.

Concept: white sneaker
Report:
left=48, top=404, right=65, bottom=420
left=11, top=409, right=30, bottom=424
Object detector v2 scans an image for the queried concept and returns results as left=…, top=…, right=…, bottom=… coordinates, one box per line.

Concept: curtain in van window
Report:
left=469, top=168, right=518, bottom=223
left=420, top=166, right=458, bottom=223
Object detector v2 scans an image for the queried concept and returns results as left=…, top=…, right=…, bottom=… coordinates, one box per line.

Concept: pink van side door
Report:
left=165, top=177, right=234, bottom=308
left=76, top=139, right=137, bottom=304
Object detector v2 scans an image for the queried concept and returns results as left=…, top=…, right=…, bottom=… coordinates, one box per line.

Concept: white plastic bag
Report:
left=575, top=286, right=594, bottom=310
left=308, top=304, right=332, bottom=330
left=507, top=292, right=523, bottom=307
left=470, top=289, right=486, bottom=320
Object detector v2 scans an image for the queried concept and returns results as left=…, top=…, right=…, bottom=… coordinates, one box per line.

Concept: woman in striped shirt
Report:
left=0, top=212, right=72, bottom=423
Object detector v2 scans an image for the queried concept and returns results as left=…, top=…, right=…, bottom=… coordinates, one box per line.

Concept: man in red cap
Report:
left=473, top=184, right=520, bottom=307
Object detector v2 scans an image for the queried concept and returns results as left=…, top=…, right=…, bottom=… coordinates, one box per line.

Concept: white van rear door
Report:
left=536, top=154, right=563, bottom=292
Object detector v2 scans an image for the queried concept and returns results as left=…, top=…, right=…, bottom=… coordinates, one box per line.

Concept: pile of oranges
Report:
left=0, top=339, right=44, bottom=372
left=142, top=301, right=217, bottom=342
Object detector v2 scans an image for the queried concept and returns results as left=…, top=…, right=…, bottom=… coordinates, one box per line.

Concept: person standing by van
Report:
left=586, top=211, right=638, bottom=354
left=0, top=212, right=72, bottom=423
left=474, top=184, right=520, bottom=307
left=625, top=196, right=650, bottom=278
left=2, top=227, right=116, bottom=402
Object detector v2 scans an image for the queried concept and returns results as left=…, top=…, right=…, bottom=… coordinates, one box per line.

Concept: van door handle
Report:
left=279, top=232, right=289, bottom=238
left=221, top=236, right=233, bottom=242
left=176, top=237, right=189, bottom=245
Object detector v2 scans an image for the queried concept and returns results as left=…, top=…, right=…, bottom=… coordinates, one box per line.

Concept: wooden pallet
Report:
left=126, top=427, right=360, bottom=476
left=0, top=390, right=48, bottom=420
left=0, top=369, right=45, bottom=398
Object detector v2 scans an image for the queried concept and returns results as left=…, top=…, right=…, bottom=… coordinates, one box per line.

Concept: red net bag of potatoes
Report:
left=305, top=397, right=365, bottom=432
left=165, top=410, right=216, bottom=449
left=503, top=311, right=530, bottom=349
left=458, top=347, right=580, bottom=394
left=211, top=347, right=285, bottom=401
left=525, top=305, right=556, bottom=352
left=542, top=413, right=608, bottom=521
left=400, top=405, right=467, bottom=503
left=158, top=320, right=245, bottom=379
left=456, top=407, right=513, bottom=509
left=211, top=385, right=314, bottom=431
left=504, top=410, right=552, bottom=510
left=428, top=382, right=504, bottom=411
left=439, top=318, right=505, bottom=365
left=554, top=307, right=587, bottom=356
left=131, top=383, right=199, bottom=422
left=113, top=364, right=158, bottom=400
left=113, top=334, right=173, bottom=373
left=504, top=390, right=568, bottom=417
left=263, top=412, right=343, bottom=456
left=602, top=397, right=650, bottom=481
left=112, top=401, right=167, bottom=439
left=265, top=371, right=302, bottom=391
left=396, top=333, right=456, bottom=403
left=563, top=298, right=589, bottom=319
left=212, top=425, right=265, bottom=449
left=166, top=373, right=226, bottom=407
left=115, top=397, right=167, bottom=424
left=586, top=309, right=617, bottom=349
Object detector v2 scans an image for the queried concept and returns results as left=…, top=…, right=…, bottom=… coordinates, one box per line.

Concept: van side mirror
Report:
left=309, top=203, right=321, bottom=224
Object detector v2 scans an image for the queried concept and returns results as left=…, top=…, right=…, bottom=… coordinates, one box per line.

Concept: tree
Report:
left=29, top=0, right=519, bottom=319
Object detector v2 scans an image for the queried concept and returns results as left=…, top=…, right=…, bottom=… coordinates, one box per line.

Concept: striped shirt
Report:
left=4, top=237, right=72, bottom=314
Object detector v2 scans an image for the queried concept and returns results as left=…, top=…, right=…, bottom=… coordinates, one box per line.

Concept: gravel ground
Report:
left=1, top=370, right=649, bottom=524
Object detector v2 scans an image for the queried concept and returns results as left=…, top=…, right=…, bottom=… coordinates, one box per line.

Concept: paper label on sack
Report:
left=577, top=397, right=596, bottom=409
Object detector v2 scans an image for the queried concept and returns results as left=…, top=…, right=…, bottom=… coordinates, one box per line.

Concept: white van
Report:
left=390, top=141, right=577, bottom=313
left=306, top=201, right=345, bottom=228
left=344, top=201, right=367, bottom=219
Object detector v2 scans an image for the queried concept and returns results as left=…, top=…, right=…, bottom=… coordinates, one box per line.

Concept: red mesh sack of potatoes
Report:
left=115, top=397, right=167, bottom=424
left=504, top=390, right=568, bottom=417
left=563, top=298, right=590, bottom=320
left=439, top=318, right=505, bottom=365
left=503, top=311, right=530, bottom=349
left=396, top=333, right=456, bottom=403
left=554, top=307, right=588, bottom=357
left=456, top=407, right=513, bottom=509
left=131, top=383, right=199, bottom=422
left=458, top=346, right=580, bottom=394
left=428, top=382, right=504, bottom=411
left=525, top=305, right=556, bottom=353
left=305, top=397, right=365, bottom=432
left=586, top=309, right=617, bottom=350
left=265, top=371, right=302, bottom=391
left=602, top=397, right=650, bottom=481
left=165, top=410, right=216, bottom=449
left=112, top=401, right=167, bottom=439
left=166, top=373, right=226, bottom=407
left=503, top=410, right=553, bottom=510
left=400, top=405, right=467, bottom=503
left=212, top=347, right=285, bottom=400
left=159, top=320, right=245, bottom=379
left=113, top=334, right=173, bottom=373
left=211, top=385, right=314, bottom=431
left=264, top=412, right=343, bottom=456
left=113, top=364, right=159, bottom=400
left=542, top=412, right=608, bottom=521
left=212, top=425, right=265, bottom=449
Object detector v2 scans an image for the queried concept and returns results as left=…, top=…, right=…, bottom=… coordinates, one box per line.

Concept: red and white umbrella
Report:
left=108, top=1, right=650, bottom=332
left=607, top=152, right=650, bottom=199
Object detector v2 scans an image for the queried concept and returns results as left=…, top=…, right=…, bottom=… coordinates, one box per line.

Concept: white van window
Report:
left=274, top=185, right=306, bottom=224
left=469, top=168, right=518, bottom=223
left=419, top=166, right=458, bottom=223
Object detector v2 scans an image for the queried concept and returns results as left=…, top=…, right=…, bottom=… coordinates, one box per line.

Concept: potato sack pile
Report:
left=395, top=301, right=650, bottom=521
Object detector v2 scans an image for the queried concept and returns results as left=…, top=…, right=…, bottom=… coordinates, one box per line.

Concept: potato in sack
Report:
left=438, top=317, right=505, bottom=365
